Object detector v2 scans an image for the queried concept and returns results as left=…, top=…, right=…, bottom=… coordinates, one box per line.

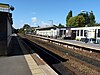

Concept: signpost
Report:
left=0, top=3, right=9, bottom=12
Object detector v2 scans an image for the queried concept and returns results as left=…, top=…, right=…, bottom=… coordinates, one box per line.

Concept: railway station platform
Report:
left=0, top=34, right=58, bottom=75
left=31, top=35, right=100, bottom=52
left=59, top=39, right=100, bottom=51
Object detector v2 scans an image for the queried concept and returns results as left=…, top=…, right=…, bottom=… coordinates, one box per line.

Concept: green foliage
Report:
left=89, top=11, right=95, bottom=26
left=78, top=11, right=95, bottom=27
left=75, top=15, right=85, bottom=27
left=67, top=15, right=85, bottom=27
left=78, top=12, right=89, bottom=25
left=18, top=24, right=31, bottom=34
left=58, top=23, right=64, bottom=27
left=66, top=10, right=96, bottom=27
left=18, top=28, right=25, bottom=33
left=67, top=17, right=76, bottom=27
left=66, top=10, right=72, bottom=27
left=94, top=23, right=100, bottom=26
left=23, top=24, right=30, bottom=29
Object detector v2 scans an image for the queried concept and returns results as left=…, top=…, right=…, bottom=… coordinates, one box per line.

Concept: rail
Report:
left=28, top=34, right=100, bottom=53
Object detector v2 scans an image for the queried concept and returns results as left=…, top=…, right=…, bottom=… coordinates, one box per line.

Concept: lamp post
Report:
left=84, top=25, right=88, bottom=43
left=24, top=29, right=26, bottom=35
left=81, top=10, right=90, bottom=43
left=10, top=6, right=14, bottom=11
left=48, top=20, right=53, bottom=26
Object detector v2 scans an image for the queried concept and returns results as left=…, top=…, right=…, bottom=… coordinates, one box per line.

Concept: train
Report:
left=35, top=26, right=100, bottom=44
left=70, top=26, right=100, bottom=43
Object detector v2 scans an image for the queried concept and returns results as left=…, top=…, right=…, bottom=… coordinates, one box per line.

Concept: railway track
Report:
left=22, top=38, right=76, bottom=75
left=30, top=36, right=100, bottom=68
left=19, top=34, right=100, bottom=75
left=45, top=41, right=100, bottom=68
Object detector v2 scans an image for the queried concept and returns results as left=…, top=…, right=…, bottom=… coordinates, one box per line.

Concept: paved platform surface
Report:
left=0, top=36, right=32, bottom=75
left=58, top=39, right=100, bottom=51
left=0, top=34, right=58, bottom=75
left=18, top=34, right=58, bottom=75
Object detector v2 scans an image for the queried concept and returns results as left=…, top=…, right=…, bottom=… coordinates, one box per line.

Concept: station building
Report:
left=36, top=26, right=69, bottom=39
left=0, top=3, right=13, bottom=55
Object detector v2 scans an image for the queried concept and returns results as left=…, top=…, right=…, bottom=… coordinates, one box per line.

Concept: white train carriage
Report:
left=71, top=26, right=100, bottom=43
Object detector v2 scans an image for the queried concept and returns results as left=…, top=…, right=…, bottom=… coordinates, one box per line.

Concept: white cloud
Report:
left=32, top=17, right=37, bottom=23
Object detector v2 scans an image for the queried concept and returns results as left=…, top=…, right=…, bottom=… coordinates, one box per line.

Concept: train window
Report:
left=84, top=30, right=87, bottom=37
left=77, top=30, right=79, bottom=36
left=98, top=29, right=100, bottom=37
left=80, top=30, right=83, bottom=36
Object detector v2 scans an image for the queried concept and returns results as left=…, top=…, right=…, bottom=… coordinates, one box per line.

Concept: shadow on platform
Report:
left=7, top=36, right=30, bottom=56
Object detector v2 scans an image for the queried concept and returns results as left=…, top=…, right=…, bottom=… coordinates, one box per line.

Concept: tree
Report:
left=78, top=11, right=96, bottom=26
left=18, top=28, right=24, bottom=33
left=67, top=17, right=76, bottom=27
left=23, top=24, right=30, bottom=29
left=18, top=24, right=30, bottom=33
left=75, top=15, right=85, bottom=27
left=58, top=23, right=64, bottom=27
left=78, top=12, right=89, bottom=25
left=66, top=10, right=96, bottom=27
left=88, top=11, right=95, bottom=26
left=67, top=15, right=85, bottom=27
left=66, top=10, right=72, bottom=27
left=95, top=23, right=100, bottom=26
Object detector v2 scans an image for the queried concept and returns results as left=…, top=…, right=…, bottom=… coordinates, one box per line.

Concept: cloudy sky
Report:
left=0, top=0, right=100, bottom=29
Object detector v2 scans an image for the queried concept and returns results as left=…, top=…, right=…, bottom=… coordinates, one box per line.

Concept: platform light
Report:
left=10, top=6, right=14, bottom=11
left=48, top=20, right=53, bottom=26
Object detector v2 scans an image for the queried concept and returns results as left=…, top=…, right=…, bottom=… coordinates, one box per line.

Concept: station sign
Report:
left=0, top=3, right=9, bottom=12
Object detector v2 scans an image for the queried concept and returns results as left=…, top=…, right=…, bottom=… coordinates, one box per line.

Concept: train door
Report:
left=95, top=29, right=97, bottom=39
left=59, top=30, right=63, bottom=37
left=71, top=30, right=76, bottom=39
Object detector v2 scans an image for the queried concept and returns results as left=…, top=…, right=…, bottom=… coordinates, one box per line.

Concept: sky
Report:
left=0, top=0, right=100, bottom=29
